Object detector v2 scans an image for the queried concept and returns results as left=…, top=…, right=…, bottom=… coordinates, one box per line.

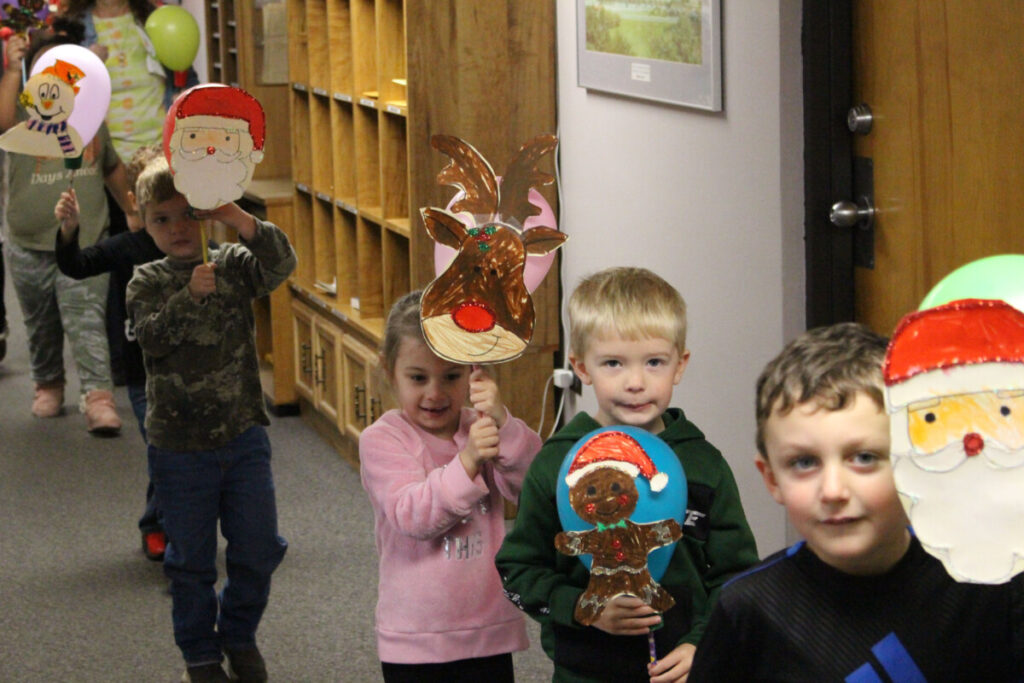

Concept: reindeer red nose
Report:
left=452, top=301, right=496, bottom=333
left=963, top=432, right=984, bottom=457
left=207, top=146, right=216, bottom=155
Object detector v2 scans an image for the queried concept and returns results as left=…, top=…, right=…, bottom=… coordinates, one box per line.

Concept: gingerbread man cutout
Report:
left=555, top=431, right=683, bottom=626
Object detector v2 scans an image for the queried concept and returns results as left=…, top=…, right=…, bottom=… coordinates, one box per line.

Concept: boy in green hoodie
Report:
left=496, top=266, right=758, bottom=682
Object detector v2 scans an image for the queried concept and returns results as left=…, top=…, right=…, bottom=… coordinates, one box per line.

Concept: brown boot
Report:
left=81, top=389, right=122, bottom=436
left=32, top=381, right=65, bottom=418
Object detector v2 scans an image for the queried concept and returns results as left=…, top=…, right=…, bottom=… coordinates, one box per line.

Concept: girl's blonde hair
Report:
left=380, top=290, right=426, bottom=377
left=568, top=267, right=687, bottom=356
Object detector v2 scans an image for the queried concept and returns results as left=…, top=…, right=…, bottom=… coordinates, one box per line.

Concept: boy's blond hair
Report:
left=134, top=156, right=179, bottom=220
left=568, top=267, right=687, bottom=356
left=126, top=144, right=163, bottom=195
left=755, top=322, right=888, bottom=456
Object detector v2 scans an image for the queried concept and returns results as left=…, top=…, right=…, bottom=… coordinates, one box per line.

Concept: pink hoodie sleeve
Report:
left=359, top=414, right=491, bottom=541
left=486, top=410, right=542, bottom=501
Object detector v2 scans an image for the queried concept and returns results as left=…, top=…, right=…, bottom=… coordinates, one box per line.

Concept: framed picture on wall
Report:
left=576, top=0, right=722, bottom=111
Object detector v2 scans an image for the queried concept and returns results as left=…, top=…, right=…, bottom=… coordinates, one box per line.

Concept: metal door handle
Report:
left=830, top=197, right=875, bottom=230
left=847, top=103, right=873, bottom=135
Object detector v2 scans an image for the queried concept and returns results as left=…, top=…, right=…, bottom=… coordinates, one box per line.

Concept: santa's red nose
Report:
left=963, top=432, right=984, bottom=457
left=206, top=146, right=216, bottom=155
left=451, top=301, right=496, bottom=333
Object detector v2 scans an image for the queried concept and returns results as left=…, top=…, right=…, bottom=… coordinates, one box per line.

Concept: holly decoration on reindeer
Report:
left=420, top=133, right=567, bottom=364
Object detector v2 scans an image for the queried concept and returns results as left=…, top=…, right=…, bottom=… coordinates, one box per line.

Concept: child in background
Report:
left=0, top=28, right=132, bottom=432
left=688, top=323, right=1024, bottom=681
left=54, top=144, right=168, bottom=561
left=125, top=159, right=295, bottom=683
left=359, top=290, right=542, bottom=683
left=496, top=266, right=758, bottom=683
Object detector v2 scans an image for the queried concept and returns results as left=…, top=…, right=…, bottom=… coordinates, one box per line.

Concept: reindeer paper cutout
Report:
left=420, top=134, right=567, bottom=364
left=0, top=59, right=86, bottom=158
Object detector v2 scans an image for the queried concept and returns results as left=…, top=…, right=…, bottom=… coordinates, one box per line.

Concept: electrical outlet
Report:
left=553, top=368, right=581, bottom=394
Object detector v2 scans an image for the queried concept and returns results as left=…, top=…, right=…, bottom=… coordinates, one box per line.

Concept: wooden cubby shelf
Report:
left=286, top=0, right=559, bottom=463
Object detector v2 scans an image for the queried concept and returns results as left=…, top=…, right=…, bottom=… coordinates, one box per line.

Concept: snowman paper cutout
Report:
left=0, top=59, right=85, bottom=158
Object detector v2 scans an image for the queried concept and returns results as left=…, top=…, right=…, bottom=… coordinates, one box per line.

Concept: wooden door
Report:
left=850, top=1, right=1024, bottom=334
left=292, top=301, right=315, bottom=401
left=314, top=321, right=342, bottom=424
left=341, top=335, right=372, bottom=440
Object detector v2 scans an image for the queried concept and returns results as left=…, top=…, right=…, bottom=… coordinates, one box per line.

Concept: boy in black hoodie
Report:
left=496, top=266, right=757, bottom=682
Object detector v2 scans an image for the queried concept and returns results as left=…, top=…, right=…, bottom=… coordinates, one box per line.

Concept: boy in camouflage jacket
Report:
left=125, top=157, right=296, bottom=682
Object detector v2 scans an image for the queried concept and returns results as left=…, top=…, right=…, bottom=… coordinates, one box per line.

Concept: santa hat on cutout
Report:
left=163, top=84, right=266, bottom=164
left=884, top=298, right=1024, bottom=408
left=565, top=430, right=668, bottom=492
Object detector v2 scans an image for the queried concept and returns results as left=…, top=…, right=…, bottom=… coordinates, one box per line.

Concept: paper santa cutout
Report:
left=884, top=298, right=1024, bottom=583
left=163, top=83, right=265, bottom=210
left=419, top=134, right=567, bottom=364
left=0, top=59, right=87, bottom=158
left=555, top=428, right=684, bottom=625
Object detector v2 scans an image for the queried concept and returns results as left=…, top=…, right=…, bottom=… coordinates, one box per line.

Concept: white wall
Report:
left=555, top=0, right=804, bottom=554
left=181, top=0, right=207, bottom=83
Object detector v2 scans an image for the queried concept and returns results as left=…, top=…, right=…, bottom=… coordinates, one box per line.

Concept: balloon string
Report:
left=68, top=168, right=75, bottom=190
left=200, top=222, right=208, bottom=264
left=648, top=631, right=657, bottom=665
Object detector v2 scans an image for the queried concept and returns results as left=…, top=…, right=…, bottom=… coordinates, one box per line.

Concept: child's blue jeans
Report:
left=149, top=425, right=288, bottom=665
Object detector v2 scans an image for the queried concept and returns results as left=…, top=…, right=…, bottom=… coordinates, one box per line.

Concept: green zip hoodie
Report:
left=495, top=409, right=758, bottom=680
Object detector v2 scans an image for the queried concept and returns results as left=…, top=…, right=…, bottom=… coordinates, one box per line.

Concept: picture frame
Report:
left=576, top=0, right=722, bottom=112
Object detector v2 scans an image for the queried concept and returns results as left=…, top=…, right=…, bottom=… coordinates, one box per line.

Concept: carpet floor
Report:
left=0, top=264, right=552, bottom=682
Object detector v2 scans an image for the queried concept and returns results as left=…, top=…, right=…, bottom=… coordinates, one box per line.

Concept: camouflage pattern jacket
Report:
left=126, top=219, right=296, bottom=451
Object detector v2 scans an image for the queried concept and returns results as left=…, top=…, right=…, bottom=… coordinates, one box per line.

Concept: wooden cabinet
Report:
left=291, top=297, right=342, bottom=422
left=286, top=1, right=559, bottom=456
left=204, top=3, right=297, bottom=412
left=205, top=0, right=292, bottom=181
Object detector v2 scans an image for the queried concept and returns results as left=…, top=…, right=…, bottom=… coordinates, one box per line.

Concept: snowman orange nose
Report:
left=964, top=432, right=984, bottom=456
left=43, top=101, right=53, bottom=109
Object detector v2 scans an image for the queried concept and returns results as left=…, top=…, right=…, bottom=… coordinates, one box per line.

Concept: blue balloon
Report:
left=556, top=426, right=687, bottom=581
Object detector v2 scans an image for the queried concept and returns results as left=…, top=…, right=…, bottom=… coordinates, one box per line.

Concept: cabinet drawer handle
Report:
left=300, top=342, right=312, bottom=376
left=354, top=385, right=366, bottom=421
left=369, top=397, right=381, bottom=423
left=315, top=349, right=326, bottom=387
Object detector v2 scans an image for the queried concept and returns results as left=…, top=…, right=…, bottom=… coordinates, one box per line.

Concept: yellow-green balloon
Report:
left=920, top=254, right=1024, bottom=312
left=144, top=6, right=200, bottom=72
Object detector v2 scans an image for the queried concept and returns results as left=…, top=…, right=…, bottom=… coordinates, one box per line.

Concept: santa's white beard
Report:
left=894, top=445, right=1024, bottom=583
left=171, top=153, right=252, bottom=210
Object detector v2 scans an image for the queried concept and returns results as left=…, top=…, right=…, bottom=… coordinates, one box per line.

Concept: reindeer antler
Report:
left=431, top=135, right=499, bottom=218
left=498, top=133, right=558, bottom=229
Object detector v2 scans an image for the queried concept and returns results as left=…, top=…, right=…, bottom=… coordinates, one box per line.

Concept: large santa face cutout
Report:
left=163, top=84, right=265, bottom=210
left=884, top=298, right=1024, bottom=583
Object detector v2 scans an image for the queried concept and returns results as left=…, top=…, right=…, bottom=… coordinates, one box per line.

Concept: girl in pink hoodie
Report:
left=359, top=291, right=542, bottom=683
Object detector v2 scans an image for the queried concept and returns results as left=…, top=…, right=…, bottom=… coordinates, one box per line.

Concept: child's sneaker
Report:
left=224, top=646, right=268, bottom=682
left=80, top=389, right=122, bottom=435
left=142, top=530, right=167, bottom=561
left=32, top=382, right=65, bottom=418
left=181, top=662, right=230, bottom=683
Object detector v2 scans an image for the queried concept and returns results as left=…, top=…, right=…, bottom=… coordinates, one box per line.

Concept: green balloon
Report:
left=144, top=6, right=200, bottom=72
left=919, top=254, right=1024, bottom=312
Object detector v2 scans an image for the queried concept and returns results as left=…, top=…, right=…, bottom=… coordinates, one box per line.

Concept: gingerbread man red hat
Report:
left=565, top=430, right=668, bottom=492
left=884, top=298, right=1024, bottom=408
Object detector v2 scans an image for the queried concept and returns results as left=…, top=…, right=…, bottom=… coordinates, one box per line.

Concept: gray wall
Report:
left=555, top=0, right=805, bottom=554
